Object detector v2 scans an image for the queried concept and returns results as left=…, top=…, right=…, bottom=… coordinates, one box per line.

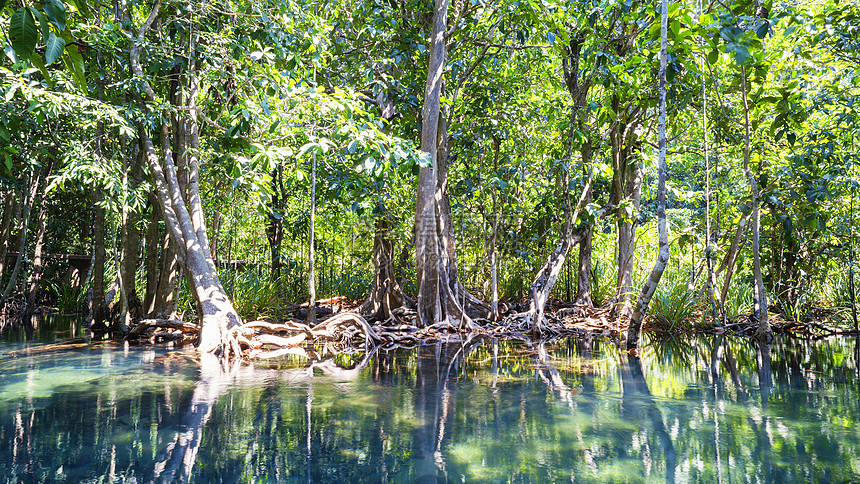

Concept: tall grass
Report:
left=723, top=283, right=753, bottom=321
left=590, top=256, right=616, bottom=306
left=648, top=270, right=698, bottom=330
left=47, top=281, right=86, bottom=315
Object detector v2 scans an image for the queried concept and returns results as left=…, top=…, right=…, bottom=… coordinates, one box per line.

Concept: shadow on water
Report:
left=3, top=319, right=860, bottom=483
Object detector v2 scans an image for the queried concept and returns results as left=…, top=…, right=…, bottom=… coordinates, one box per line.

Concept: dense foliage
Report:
left=1, top=0, right=858, bottom=338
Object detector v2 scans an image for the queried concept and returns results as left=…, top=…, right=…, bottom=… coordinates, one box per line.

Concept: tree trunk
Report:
left=741, top=65, right=772, bottom=342
left=143, top=198, right=161, bottom=315
left=701, top=51, right=721, bottom=324
left=90, top=192, right=109, bottom=330
left=0, top=192, right=16, bottom=283
left=24, top=162, right=53, bottom=316
left=151, top=231, right=179, bottom=318
left=489, top=136, right=501, bottom=321
left=614, top=140, right=642, bottom=315
left=609, top=97, right=644, bottom=317
left=518, top=30, right=599, bottom=333
left=575, top=140, right=594, bottom=307
left=131, top=2, right=241, bottom=356
left=717, top=212, right=750, bottom=303
left=359, top=217, right=407, bottom=321
left=415, top=0, right=473, bottom=329
left=626, top=0, right=670, bottom=350
left=307, top=152, right=317, bottom=326
left=266, top=168, right=283, bottom=280
left=1, top=176, right=38, bottom=305
left=119, top=149, right=145, bottom=321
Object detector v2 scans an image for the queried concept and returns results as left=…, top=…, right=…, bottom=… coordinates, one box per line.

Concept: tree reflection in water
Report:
left=2, top=332, right=860, bottom=482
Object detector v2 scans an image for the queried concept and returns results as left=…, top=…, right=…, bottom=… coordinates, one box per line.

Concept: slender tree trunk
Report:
left=91, top=192, right=109, bottom=329
left=120, top=149, right=145, bottom=321
left=307, top=152, right=317, bottom=326
left=615, top=145, right=642, bottom=315
left=517, top=33, right=600, bottom=333
left=850, top=189, right=858, bottom=332
left=626, top=0, right=670, bottom=350
left=741, top=65, right=772, bottom=342
left=24, top=162, right=53, bottom=317
left=489, top=136, right=501, bottom=321
left=1, top=176, right=38, bottom=305
left=266, top=168, right=283, bottom=280
left=702, top=53, right=721, bottom=325
left=575, top=140, right=594, bottom=307
left=0, top=192, right=16, bottom=282
left=143, top=199, right=160, bottom=314
left=718, top=212, right=750, bottom=303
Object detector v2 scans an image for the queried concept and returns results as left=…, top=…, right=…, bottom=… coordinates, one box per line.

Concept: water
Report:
left=1, top=317, right=860, bottom=483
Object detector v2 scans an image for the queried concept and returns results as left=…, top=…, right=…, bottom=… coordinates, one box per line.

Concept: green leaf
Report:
left=755, top=21, right=770, bottom=39
left=707, top=48, right=719, bottom=65
left=29, top=52, right=53, bottom=84
left=726, top=42, right=750, bottom=65
left=67, top=0, right=89, bottom=17
left=63, top=44, right=87, bottom=93
left=29, top=6, right=50, bottom=38
left=44, top=32, right=65, bottom=65
left=9, top=8, right=38, bottom=59
left=42, top=0, right=67, bottom=32
left=0, top=0, right=7, bottom=11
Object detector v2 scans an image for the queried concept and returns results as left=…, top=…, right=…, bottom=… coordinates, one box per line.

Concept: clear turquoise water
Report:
left=1, top=316, right=859, bottom=483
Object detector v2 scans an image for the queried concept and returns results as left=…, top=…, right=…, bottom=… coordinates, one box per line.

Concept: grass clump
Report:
left=649, top=272, right=698, bottom=331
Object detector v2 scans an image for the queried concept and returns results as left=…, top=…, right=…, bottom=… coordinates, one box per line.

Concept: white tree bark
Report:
left=130, top=0, right=241, bottom=356
left=626, top=0, right=671, bottom=350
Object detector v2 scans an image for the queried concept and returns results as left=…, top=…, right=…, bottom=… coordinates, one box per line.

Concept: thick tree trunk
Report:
left=131, top=1, right=241, bottom=356
left=626, top=0, right=670, bottom=350
left=359, top=217, right=407, bottom=320
left=415, top=0, right=473, bottom=329
left=741, top=66, right=772, bottom=342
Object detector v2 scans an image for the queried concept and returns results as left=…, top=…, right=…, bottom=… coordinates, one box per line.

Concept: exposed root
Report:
left=111, top=298, right=860, bottom=362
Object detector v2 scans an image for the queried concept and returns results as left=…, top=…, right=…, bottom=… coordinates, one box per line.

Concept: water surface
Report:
left=1, top=316, right=859, bottom=483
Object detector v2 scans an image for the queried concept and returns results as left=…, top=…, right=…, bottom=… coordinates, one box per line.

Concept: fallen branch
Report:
left=125, top=319, right=199, bottom=340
